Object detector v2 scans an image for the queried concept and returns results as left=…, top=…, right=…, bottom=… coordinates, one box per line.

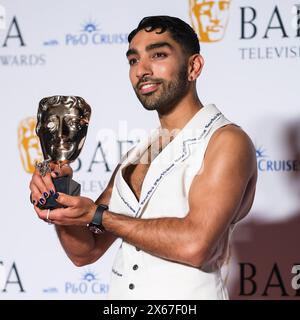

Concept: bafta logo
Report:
left=189, top=0, right=231, bottom=43
left=18, top=117, right=43, bottom=174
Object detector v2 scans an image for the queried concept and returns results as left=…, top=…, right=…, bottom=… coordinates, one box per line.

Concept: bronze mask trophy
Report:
left=35, top=95, right=91, bottom=209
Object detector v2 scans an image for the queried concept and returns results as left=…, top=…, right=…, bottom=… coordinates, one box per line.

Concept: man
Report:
left=30, top=16, right=257, bottom=299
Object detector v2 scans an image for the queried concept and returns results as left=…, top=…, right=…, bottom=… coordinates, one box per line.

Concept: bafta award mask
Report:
left=189, top=0, right=231, bottom=43
left=36, top=95, right=91, bottom=164
left=35, top=95, right=91, bottom=209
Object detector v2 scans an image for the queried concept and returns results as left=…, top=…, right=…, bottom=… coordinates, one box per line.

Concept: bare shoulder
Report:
left=210, top=124, right=254, bottom=150
left=210, top=124, right=255, bottom=154
left=188, top=124, right=257, bottom=223
left=204, top=124, right=257, bottom=178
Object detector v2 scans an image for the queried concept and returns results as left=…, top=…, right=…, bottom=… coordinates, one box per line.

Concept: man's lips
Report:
left=138, top=82, right=161, bottom=94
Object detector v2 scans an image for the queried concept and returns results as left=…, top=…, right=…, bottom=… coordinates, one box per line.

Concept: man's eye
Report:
left=153, top=52, right=167, bottom=59
left=128, top=58, right=138, bottom=66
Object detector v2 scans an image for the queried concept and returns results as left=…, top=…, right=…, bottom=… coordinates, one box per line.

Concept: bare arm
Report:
left=31, top=164, right=120, bottom=266
left=54, top=170, right=119, bottom=266
left=101, top=126, right=257, bottom=267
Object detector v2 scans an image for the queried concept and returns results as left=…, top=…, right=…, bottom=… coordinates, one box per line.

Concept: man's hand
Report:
left=34, top=194, right=97, bottom=226
left=29, top=162, right=118, bottom=267
left=29, top=163, right=72, bottom=206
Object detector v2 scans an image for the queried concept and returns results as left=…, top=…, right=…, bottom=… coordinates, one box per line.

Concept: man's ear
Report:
left=188, top=54, right=204, bottom=81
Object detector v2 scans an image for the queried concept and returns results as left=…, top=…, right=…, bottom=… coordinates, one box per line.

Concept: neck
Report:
left=158, top=90, right=203, bottom=131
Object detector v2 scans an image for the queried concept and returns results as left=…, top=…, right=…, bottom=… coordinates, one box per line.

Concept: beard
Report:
left=133, top=64, right=189, bottom=116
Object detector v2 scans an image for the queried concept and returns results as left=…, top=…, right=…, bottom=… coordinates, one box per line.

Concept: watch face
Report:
left=88, top=224, right=104, bottom=234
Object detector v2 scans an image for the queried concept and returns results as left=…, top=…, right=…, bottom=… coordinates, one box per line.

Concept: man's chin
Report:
left=140, top=103, right=158, bottom=111
left=138, top=97, right=158, bottom=111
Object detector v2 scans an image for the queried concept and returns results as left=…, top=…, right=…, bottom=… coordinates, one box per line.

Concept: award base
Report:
left=38, top=176, right=81, bottom=210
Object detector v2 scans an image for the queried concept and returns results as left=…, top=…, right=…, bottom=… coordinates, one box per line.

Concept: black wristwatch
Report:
left=88, top=204, right=108, bottom=234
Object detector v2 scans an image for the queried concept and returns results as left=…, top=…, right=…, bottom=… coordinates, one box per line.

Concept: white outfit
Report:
left=108, top=104, right=232, bottom=300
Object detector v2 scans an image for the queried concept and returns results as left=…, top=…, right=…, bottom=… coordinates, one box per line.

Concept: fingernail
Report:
left=43, top=192, right=49, bottom=199
left=39, top=198, right=45, bottom=205
left=53, top=193, right=59, bottom=199
left=32, top=200, right=36, bottom=205
left=50, top=189, right=55, bottom=196
left=54, top=172, right=59, bottom=176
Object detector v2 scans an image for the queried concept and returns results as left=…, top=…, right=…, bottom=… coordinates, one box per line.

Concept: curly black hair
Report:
left=128, top=15, right=200, bottom=56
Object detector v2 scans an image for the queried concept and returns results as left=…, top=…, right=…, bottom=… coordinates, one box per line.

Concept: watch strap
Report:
left=90, top=204, right=108, bottom=230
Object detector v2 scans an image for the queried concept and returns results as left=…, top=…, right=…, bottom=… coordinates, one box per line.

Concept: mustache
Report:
left=136, top=77, right=163, bottom=90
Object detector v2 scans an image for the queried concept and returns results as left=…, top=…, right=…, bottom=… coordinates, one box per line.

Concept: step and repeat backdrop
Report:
left=0, top=0, right=299, bottom=300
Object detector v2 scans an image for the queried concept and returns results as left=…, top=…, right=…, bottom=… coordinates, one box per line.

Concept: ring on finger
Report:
left=46, top=209, right=53, bottom=225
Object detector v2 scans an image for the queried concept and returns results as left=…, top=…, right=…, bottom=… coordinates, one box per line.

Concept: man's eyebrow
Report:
left=126, top=48, right=138, bottom=57
left=146, top=42, right=174, bottom=51
left=126, top=42, right=174, bottom=57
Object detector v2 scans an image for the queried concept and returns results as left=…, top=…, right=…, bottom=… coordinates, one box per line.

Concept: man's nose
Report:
left=135, top=59, right=153, bottom=80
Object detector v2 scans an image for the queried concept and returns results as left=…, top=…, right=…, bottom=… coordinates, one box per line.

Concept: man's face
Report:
left=127, top=29, right=190, bottom=115
left=190, top=0, right=231, bottom=42
left=36, top=104, right=88, bottom=162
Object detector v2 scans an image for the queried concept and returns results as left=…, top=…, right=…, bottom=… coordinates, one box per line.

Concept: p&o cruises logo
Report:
left=43, top=269, right=109, bottom=296
left=256, top=146, right=300, bottom=172
left=44, top=19, right=128, bottom=47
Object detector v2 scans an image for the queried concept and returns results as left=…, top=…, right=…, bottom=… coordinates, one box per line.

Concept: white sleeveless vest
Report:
left=108, top=104, right=232, bottom=300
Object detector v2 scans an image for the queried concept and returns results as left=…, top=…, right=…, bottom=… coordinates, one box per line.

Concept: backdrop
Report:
left=0, top=0, right=299, bottom=299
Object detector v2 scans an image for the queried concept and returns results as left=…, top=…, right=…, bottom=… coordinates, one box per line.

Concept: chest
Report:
left=122, top=135, right=172, bottom=201
left=122, top=162, right=151, bottom=201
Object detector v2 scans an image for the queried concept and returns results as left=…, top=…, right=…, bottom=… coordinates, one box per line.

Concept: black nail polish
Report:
left=43, top=192, right=49, bottom=199
left=39, top=198, right=45, bottom=205
left=53, top=193, right=59, bottom=199
left=50, top=190, right=55, bottom=196
left=32, top=200, right=36, bottom=205
left=54, top=172, right=59, bottom=176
